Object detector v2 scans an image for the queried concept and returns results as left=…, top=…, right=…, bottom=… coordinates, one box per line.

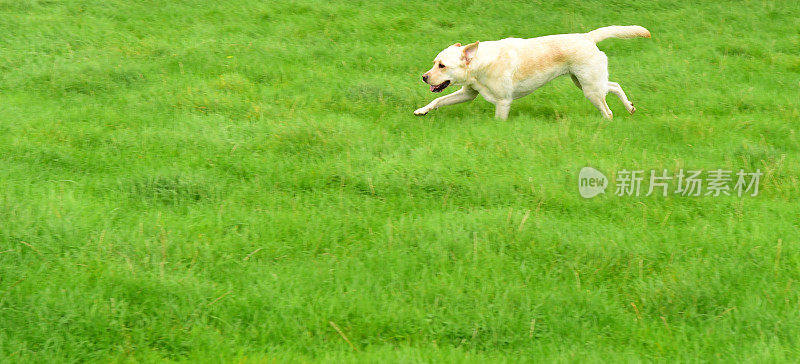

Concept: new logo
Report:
left=579, top=167, right=608, bottom=198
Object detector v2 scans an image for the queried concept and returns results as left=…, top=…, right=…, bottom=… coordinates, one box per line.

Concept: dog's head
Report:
left=421, top=41, right=479, bottom=92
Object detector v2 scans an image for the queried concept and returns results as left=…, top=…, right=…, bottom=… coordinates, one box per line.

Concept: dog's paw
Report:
left=628, top=104, right=636, bottom=115
left=413, top=107, right=429, bottom=116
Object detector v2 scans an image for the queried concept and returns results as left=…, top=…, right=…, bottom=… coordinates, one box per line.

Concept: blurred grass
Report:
left=1, top=0, right=799, bottom=362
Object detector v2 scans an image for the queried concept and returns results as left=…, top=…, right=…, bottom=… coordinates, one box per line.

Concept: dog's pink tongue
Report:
left=430, top=85, right=436, bottom=92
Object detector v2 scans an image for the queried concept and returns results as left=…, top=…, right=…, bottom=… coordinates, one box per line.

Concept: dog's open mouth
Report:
left=429, top=80, right=450, bottom=93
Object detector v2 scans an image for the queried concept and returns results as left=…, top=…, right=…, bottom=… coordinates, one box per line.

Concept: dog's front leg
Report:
left=414, top=87, right=478, bottom=116
left=494, top=99, right=512, bottom=120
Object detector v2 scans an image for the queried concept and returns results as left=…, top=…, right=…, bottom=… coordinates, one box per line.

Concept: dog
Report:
left=414, top=25, right=651, bottom=120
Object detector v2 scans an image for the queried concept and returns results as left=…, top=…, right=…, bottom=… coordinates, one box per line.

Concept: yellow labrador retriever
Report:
left=414, top=25, right=650, bottom=120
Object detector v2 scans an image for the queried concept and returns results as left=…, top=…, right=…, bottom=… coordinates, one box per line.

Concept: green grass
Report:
left=1, top=0, right=799, bottom=361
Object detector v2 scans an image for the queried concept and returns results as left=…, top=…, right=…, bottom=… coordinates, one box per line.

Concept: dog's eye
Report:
left=438, top=63, right=446, bottom=69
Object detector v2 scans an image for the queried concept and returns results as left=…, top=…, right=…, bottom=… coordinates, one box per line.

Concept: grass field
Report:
left=1, top=0, right=799, bottom=361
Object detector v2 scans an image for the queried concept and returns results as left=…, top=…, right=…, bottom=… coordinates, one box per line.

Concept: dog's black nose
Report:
left=422, top=74, right=429, bottom=83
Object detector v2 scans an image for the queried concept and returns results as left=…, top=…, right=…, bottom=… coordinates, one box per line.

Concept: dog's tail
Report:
left=586, top=25, right=651, bottom=43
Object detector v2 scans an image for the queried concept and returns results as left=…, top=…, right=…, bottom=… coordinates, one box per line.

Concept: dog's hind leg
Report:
left=573, top=76, right=612, bottom=119
left=607, top=82, right=636, bottom=115
left=584, top=90, right=613, bottom=119
left=571, top=53, right=613, bottom=119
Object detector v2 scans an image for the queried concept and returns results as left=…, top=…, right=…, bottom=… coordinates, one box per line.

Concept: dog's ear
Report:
left=453, top=42, right=462, bottom=47
left=462, top=41, right=479, bottom=64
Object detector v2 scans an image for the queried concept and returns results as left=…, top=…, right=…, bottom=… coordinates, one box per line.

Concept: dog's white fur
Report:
left=414, top=26, right=651, bottom=120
